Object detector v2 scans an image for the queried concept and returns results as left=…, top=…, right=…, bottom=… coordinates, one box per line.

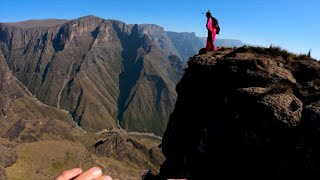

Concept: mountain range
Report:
left=0, top=16, right=177, bottom=136
left=0, top=15, right=244, bottom=136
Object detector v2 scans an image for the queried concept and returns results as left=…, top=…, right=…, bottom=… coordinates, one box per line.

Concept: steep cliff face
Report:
left=137, top=24, right=181, bottom=60
left=0, top=46, right=70, bottom=128
left=0, top=16, right=179, bottom=135
left=166, top=32, right=203, bottom=62
left=159, top=47, right=320, bottom=179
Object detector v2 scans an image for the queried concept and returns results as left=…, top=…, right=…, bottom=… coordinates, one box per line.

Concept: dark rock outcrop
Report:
left=91, top=132, right=165, bottom=177
left=158, top=47, right=320, bottom=179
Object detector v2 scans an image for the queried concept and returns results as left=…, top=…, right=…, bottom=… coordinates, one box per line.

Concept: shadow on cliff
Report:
left=112, top=24, right=144, bottom=123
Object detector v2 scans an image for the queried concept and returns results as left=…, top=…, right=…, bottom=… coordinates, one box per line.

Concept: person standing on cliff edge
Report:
left=205, top=10, right=219, bottom=51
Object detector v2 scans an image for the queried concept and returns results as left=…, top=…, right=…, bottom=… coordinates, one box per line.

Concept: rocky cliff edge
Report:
left=158, top=46, right=320, bottom=179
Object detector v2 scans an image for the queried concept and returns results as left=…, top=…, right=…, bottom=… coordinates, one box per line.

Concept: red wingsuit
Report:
left=206, top=17, right=217, bottom=51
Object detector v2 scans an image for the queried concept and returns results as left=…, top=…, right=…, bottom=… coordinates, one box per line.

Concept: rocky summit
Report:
left=158, top=46, right=320, bottom=179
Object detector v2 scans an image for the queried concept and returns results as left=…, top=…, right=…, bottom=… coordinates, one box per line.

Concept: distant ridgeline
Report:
left=197, top=36, right=245, bottom=48
left=166, top=32, right=245, bottom=62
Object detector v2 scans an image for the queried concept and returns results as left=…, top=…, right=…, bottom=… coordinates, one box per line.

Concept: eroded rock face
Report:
left=158, top=47, right=320, bottom=179
left=0, top=16, right=180, bottom=135
left=258, top=93, right=302, bottom=127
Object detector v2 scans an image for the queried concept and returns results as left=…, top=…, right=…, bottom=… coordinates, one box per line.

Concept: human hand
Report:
left=55, top=166, right=112, bottom=180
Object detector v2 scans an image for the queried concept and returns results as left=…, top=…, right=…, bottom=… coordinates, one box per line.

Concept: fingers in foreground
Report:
left=74, top=166, right=103, bottom=180
left=55, top=168, right=83, bottom=180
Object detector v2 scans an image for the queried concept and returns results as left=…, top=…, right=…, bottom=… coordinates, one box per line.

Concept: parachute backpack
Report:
left=213, top=17, right=220, bottom=35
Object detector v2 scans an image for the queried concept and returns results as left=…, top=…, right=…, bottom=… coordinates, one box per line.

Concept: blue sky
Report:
left=1, top=0, right=319, bottom=59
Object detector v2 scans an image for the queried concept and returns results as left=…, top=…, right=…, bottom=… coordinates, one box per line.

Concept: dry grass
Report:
left=6, top=141, right=95, bottom=180
left=231, top=45, right=315, bottom=61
